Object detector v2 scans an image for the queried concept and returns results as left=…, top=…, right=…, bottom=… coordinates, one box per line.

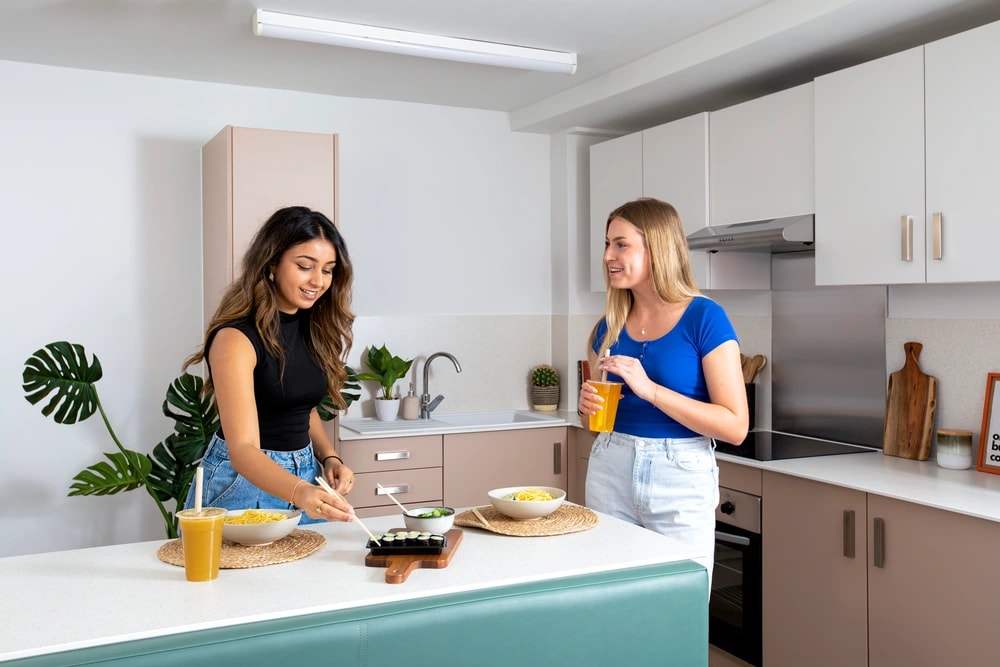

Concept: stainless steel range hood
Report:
left=686, top=214, right=813, bottom=253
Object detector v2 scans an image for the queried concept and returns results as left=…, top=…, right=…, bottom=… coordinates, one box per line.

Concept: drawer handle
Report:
left=375, top=451, right=411, bottom=461
left=843, top=509, right=855, bottom=558
left=553, top=442, right=562, bottom=475
left=873, top=517, right=886, bottom=568
left=376, top=484, right=411, bottom=496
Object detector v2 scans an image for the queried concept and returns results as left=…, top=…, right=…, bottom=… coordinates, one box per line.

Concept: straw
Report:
left=376, top=482, right=412, bottom=516
left=600, top=349, right=609, bottom=382
left=194, top=466, right=203, bottom=513
left=315, top=476, right=380, bottom=546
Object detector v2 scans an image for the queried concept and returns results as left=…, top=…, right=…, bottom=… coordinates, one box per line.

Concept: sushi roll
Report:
left=416, top=534, right=430, bottom=546
left=429, top=534, right=445, bottom=548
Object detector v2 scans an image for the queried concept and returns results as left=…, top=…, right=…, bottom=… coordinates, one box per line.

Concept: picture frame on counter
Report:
left=976, top=373, right=1000, bottom=475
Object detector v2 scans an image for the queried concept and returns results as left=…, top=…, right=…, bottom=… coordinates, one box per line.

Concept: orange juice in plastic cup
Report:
left=177, top=507, right=226, bottom=582
left=588, top=381, right=623, bottom=432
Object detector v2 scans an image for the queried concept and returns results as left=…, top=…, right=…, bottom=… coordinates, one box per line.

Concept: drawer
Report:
left=351, top=467, right=443, bottom=510
left=718, top=459, right=762, bottom=496
left=340, top=435, right=442, bottom=473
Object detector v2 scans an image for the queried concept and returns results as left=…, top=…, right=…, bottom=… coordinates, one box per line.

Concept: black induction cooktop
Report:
left=716, top=430, right=878, bottom=461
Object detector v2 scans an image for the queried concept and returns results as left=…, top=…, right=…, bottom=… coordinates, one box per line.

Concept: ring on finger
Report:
left=315, top=504, right=323, bottom=513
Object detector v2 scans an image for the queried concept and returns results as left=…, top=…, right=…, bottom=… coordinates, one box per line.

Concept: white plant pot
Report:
left=374, top=398, right=400, bottom=422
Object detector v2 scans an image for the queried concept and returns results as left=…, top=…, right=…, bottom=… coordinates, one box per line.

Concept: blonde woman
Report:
left=184, top=206, right=358, bottom=525
left=578, top=198, right=748, bottom=577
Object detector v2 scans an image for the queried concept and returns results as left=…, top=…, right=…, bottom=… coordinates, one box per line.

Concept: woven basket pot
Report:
left=531, top=386, right=560, bottom=411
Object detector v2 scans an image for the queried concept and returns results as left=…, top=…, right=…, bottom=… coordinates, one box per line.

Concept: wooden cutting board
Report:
left=882, top=342, right=937, bottom=460
left=365, top=528, right=463, bottom=584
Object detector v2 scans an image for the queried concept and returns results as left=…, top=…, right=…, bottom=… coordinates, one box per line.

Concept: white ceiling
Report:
left=2, top=0, right=1000, bottom=133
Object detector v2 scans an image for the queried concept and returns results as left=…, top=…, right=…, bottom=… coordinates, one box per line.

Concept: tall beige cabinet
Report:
left=201, top=126, right=339, bottom=325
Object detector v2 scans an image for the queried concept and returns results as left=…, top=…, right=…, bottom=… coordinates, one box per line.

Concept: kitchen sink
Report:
left=339, top=410, right=565, bottom=436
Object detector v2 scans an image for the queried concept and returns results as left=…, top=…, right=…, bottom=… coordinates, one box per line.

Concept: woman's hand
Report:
left=323, top=459, right=357, bottom=496
left=295, top=481, right=355, bottom=522
left=578, top=379, right=602, bottom=415
left=598, top=354, right=655, bottom=401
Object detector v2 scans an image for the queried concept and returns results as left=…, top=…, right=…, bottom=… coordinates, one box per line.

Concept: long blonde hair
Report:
left=594, top=197, right=700, bottom=358
left=184, top=206, right=355, bottom=409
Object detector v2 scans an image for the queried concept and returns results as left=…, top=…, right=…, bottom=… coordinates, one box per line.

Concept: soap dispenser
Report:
left=401, top=382, right=420, bottom=420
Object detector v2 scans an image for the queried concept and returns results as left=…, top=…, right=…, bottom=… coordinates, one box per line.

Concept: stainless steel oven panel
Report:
left=716, top=487, right=761, bottom=534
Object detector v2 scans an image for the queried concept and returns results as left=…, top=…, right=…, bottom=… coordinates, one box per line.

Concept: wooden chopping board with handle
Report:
left=882, top=342, right=937, bottom=460
left=365, top=528, right=463, bottom=584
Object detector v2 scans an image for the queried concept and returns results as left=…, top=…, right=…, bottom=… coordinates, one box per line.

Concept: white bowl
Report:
left=488, top=486, right=566, bottom=520
left=402, top=507, right=456, bottom=533
left=222, top=509, right=301, bottom=546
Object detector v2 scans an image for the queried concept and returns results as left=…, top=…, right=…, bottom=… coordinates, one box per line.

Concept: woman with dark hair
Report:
left=183, top=206, right=358, bottom=524
left=578, top=197, right=748, bottom=578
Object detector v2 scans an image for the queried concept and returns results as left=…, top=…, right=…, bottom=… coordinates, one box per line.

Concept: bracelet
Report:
left=320, top=454, right=344, bottom=467
left=289, top=479, right=306, bottom=507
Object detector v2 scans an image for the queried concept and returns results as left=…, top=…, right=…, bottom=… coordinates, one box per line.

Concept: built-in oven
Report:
left=710, top=485, right=762, bottom=667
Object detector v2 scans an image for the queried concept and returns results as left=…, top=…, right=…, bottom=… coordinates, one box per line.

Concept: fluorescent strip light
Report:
left=253, top=9, right=577, bottom=75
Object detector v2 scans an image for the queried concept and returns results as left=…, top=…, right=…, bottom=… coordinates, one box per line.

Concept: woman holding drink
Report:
left=578, top=197, right=748, bottom=576
left=183, top=206, right=358, bottom=526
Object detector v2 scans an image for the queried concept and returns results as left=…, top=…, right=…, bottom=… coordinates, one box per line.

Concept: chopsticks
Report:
left=471, top=507, right=493, bottom=530
left=376, top=482, right=412, bottom=516
left=315, top=476, right=380, bottom=546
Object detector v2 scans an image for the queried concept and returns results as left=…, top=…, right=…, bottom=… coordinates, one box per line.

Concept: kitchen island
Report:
left=1, top=508, right=707, bottom=666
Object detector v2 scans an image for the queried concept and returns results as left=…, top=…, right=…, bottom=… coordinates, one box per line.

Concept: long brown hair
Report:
left=184, top=206, right=355, bottom=409
left=595, top=197, right=700, bottom=358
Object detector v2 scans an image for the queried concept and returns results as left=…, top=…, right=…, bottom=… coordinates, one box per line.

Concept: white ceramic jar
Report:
left=936, top=428, right=973, bottom=470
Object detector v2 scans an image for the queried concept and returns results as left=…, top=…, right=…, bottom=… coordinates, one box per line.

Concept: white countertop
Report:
left=0, top=508, right=699, bottom=662
left=717, top=450, right=1000, bottom=523
left=337, top=410, right=570, bottom=440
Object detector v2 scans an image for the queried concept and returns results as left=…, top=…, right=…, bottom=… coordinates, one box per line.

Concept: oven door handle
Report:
left=715, top=530, right=751, bottom=546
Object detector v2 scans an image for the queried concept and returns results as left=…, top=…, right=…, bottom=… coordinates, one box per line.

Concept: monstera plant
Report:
left=22, top=341, right=360, bottom=539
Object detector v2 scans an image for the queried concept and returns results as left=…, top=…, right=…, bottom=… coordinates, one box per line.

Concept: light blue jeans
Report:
left=184, top=434, right=326, bottom=525
left=586, top=431, right=719, bottom=581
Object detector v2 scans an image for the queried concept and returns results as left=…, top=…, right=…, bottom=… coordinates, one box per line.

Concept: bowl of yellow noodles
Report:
left=487, top=486, right=565, bottom=520
left=222, top=509, right=301, bottom=546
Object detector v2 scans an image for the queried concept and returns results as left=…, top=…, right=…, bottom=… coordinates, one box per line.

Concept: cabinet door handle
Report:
left=873, top=517, right=886, bottom=568
left=900, top=215, right=913, bottom=262
left=375, top=451, right=411, bottom=461
left=932, top=212, right=943, bottom=260
left=376, top=484, right=411, bottom=496
left=843, top=509, right=855, bottom=558
left=553, top=442, right=562, bottom=475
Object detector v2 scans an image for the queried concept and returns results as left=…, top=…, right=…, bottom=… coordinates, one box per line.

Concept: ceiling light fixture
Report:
left=252, top=9, right=577, bottom=75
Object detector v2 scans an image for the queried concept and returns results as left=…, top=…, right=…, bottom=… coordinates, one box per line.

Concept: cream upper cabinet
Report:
left=589, top=131, right=642, bottom=292
left=201, top=126, right=339, bottom=324
left=589, top=113, right=766, bottom=290
left=709, top=82, right=815, bottom=226
left=815, top=18, right=1000, bottom=286
left=924, top=19, right=1000, bottom=283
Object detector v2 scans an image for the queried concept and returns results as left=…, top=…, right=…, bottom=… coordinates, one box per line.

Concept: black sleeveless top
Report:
left=211, top=311, right=326, bottom=451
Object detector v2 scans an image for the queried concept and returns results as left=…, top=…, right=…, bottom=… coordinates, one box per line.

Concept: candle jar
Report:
left=936, top=429, right=973, bottom=470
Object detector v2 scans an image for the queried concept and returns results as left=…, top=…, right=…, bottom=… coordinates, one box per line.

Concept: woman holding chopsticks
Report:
left=578, top=197, right=748, bottom=580
left=182, top=206, right=358, bottom=525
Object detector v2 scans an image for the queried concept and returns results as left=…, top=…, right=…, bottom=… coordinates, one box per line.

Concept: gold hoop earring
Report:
left=268, top=272, right=274, bottom=282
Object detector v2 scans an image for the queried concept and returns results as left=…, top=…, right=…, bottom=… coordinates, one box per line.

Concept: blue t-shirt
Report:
left=591, top=296, right=738, bottom=438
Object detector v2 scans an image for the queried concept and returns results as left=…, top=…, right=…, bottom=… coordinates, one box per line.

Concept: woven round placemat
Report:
left=454, top=504, right=598, bottom=537
left=157, top=529, right=326, bottom=569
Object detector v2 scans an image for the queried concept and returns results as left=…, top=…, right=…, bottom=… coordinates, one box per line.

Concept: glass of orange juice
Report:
left=587, top=381, right=623, bottom=432
left=177, top=507, right=227, bottom=582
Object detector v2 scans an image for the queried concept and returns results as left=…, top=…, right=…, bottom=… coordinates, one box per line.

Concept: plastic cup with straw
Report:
left=589, top=350, right=622, bottom=433
left=176, top=466, right=226, bottom=581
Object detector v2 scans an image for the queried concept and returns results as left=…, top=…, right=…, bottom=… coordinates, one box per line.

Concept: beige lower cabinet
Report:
left=568, top=427, right=595, bottom=505
left=443, top=427, right=568, bottom=509
left=339, top=435, right=443, bottom=519
left=762, top=470, right=1000, bottom=667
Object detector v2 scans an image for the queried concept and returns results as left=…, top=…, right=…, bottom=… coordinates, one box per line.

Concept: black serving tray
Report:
left=366, top=533, right=447, bottom=556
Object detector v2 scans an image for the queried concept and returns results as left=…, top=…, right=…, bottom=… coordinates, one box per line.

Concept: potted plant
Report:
left=357, top=344, right=414, bottom=421
left=530, top=364, right=560, bottom=411
left=21, top=341, right=360, bottom=538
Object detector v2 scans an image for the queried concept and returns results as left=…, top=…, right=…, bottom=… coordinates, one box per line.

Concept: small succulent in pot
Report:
left=530, top=364, right=560, bottom=412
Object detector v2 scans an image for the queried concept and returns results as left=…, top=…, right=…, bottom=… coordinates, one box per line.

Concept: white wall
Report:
left=0, top=59, right=553, bottom=556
